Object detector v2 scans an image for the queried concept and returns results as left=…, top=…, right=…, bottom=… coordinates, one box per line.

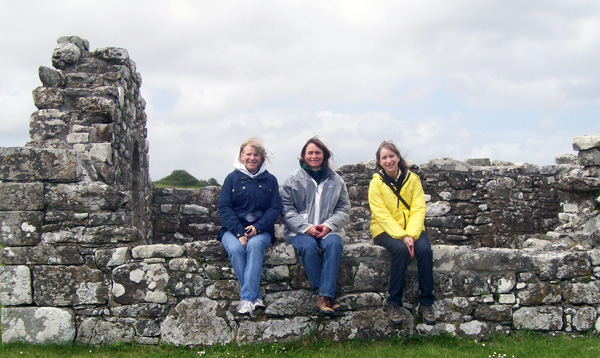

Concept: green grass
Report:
left=0, top=332, right=599, bottom=358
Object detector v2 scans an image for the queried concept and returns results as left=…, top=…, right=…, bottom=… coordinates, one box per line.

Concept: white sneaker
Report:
left=253, top=298, right=266, bottom=311
left=237, top=300, right=254, bottom=316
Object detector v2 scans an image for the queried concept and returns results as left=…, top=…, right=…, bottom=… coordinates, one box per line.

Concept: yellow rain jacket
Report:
left=368, top=170, right=426, bottom=240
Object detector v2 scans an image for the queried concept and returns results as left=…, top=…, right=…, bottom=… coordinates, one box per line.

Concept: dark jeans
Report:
left=375, top=231, right=434, bottom=306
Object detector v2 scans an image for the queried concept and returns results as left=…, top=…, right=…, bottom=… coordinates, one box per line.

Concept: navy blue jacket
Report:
left=217, top=169, right=282, bottom=243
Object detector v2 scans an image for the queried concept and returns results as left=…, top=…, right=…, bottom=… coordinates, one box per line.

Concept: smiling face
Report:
left=378, top=147, right=400, bottom=178
left=240, top=145, right=263, bottom=173
left=303, top=143, right=324, bottom=170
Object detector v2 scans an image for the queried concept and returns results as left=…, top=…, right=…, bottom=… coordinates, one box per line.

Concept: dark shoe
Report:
left=418, top=304, right=436, bottom=325
left=315, top=296, right=335, bottom=316
left=331, top=300, right=341, bottom=312
left=388, top=304, right=404, bottom=325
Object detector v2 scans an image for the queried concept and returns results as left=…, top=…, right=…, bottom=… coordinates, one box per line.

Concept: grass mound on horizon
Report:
left=153, top=170, right=219, bottom=189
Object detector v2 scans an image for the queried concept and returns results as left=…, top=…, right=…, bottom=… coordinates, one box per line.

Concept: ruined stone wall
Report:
left=1, top=36, right=600, bottom=346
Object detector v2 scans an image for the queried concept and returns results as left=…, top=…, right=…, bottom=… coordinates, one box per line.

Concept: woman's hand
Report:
left=402, top=236, right=415, bottom=259
left=305, top=225, right=331, bottom=239
left=239, top=236, right=248, bottom=249
left=244, top=225, right=256, bottom=238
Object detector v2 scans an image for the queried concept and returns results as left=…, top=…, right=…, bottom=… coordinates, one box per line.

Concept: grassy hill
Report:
left=153, top=170, right=220, bottom=189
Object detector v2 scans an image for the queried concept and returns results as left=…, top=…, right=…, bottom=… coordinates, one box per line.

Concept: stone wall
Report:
left=1, top=36, right=600, bottom=346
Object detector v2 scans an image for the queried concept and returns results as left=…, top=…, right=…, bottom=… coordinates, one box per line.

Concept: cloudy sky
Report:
left=1, top=0, right=599, bottom=184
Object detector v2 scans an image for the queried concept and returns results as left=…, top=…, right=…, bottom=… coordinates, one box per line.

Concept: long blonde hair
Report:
left=239, top=137, right=270, bottom=165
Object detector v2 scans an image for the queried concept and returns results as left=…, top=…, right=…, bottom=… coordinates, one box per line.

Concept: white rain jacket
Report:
left=281, top=166, right=350, bottom=243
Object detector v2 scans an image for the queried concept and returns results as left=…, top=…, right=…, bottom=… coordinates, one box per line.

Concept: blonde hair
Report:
left=239, top=137, right=270, bottom=164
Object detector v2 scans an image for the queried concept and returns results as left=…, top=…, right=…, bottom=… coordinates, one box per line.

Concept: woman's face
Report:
left=240, top=145, right=262, bottom=173
left=379, top=147, right=400, bottom=176
left=304, top=143, right=324, bottom=170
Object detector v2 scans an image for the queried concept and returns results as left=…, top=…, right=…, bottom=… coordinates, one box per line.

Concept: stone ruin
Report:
left=1, top=36, right=600, bottom=345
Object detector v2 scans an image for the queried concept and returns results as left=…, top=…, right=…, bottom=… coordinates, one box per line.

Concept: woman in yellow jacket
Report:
left=368, top=140, right=436, bottom=326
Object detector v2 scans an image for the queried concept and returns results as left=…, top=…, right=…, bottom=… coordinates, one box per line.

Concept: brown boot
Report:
left=331, top=300, right=341, bottom=312
left=315, top=296, right=335, bottom=316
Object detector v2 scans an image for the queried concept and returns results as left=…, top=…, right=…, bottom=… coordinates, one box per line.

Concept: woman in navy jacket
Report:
left=218, top=138, right=282, bottom=316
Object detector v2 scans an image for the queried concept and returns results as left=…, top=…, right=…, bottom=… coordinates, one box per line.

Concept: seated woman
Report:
left=281, top=137, right=350, bottom=316
left=217, top=138, right=282, bottom=316
left=368, top=140, right=436, bottom=325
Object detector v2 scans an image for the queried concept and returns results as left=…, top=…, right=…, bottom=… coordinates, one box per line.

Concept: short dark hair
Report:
left=300, top=137, right=332, bottom=168
left=375, top=140, right=408, bottom=174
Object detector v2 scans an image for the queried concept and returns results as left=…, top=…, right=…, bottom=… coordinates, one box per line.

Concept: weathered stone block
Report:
left=336, top=292, right=383, bottom=310
left=1, top=307, right=75, bottom=344
left=168, top=257, right=202, bottom=272
left=0, top=265, right=33, bottom=305
left=38, top=66, right=65, bottom=87
left=205, top=279, right=239, bottom=300
left=353, top=261, right=389, bottom=291
left=45, top=182, right=126, bottom=211
left=1, top=244, right=83, bottom=265
left=264, top=242, right=297, bottom=265
left=0, top=147, right=80, bottom=181
left=0, top=211, right=43, bottom=246
left=95, top=247, right=129, bottom=268
left=473, top=305, right=512, bottom=322
left=110, top=303, right=169, bottom=318
left=456, top=248, right=534, bottom=272
left=457, top=320, right=491, bottom=338
left=32, top=86, right=64, bottom=109
left=563, top=281, right=600, bottom=304
left=167, top=272, right=205, bottom=297
left=263, top=290, right=315, bottom=316
left=112, top=262, right=168, bottom=304
left=238, top=317, right=317, bottom=344
left=578, top=148, right=600, bottom=167
left=185, top=240, right=227, bottom=261
left=534, top=252, right=591, bottom=280
left=33, top=265, right=109, bottom=306
left=513, top=306, right=563, bottom=331
left=29, top=109, right=70, bottom=141
left=161, top=297, right=233, bottom=346
left=517, top=281, right=562, bottom=306
left=0, top=183, right=44, bottom=211
left=573, top=135, right=600, bottom=151
left=77, top=317, right=136, bottom=345
left=571, top=306, right=597, bottom=332
left=132, top=244, right=184, bottom=259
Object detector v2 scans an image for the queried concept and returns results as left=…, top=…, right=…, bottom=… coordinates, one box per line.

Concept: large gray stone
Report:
left=33, top=265, right=109, bottom=306
left=1, top=244, right=83, bottom=265
left=263, top=290, right=316, bottom=316
left=132, top=244, right=184, bottom=259
left=534, top=252, right=591, bottom=280
left=0, top=265, right=32, bottom=305
left=161, top=297, right=233, bottom=346
left=0, top=211, right=43, bottom=246
left=320, top=308, right=404, bottom=341
left=112, top=262, right=168, bottom=304
left=573, top=135, right=600, bottom=151
left=237, top=317, right=316, bottom=343
left=563, top=281, right=600, bottom=304
left=456, top=248, right=535, bottom=272
left=513, top=306, right=563, bottom=331
left=1, top=307, right=75, bottom=344
left=0, top=147, right=80, bottom=181
left=77, top=317, right=136, bottom=345
left=45, top=182, right=126, bottom=211
left=0, top=183, right=44, bottom=211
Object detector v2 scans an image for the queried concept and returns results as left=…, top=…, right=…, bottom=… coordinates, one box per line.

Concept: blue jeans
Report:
left=221, top=231, right=271, bottom=301
left=291, top=233, right=343, bottom=298
left=376, top=231, right=434, bottom=306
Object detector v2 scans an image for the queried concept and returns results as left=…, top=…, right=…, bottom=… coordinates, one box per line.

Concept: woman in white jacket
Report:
left=281, top=137, right=350, bottom=316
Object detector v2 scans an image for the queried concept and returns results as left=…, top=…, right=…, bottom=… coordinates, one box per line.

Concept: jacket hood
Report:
left=233, top=158, right=268, bottom=178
